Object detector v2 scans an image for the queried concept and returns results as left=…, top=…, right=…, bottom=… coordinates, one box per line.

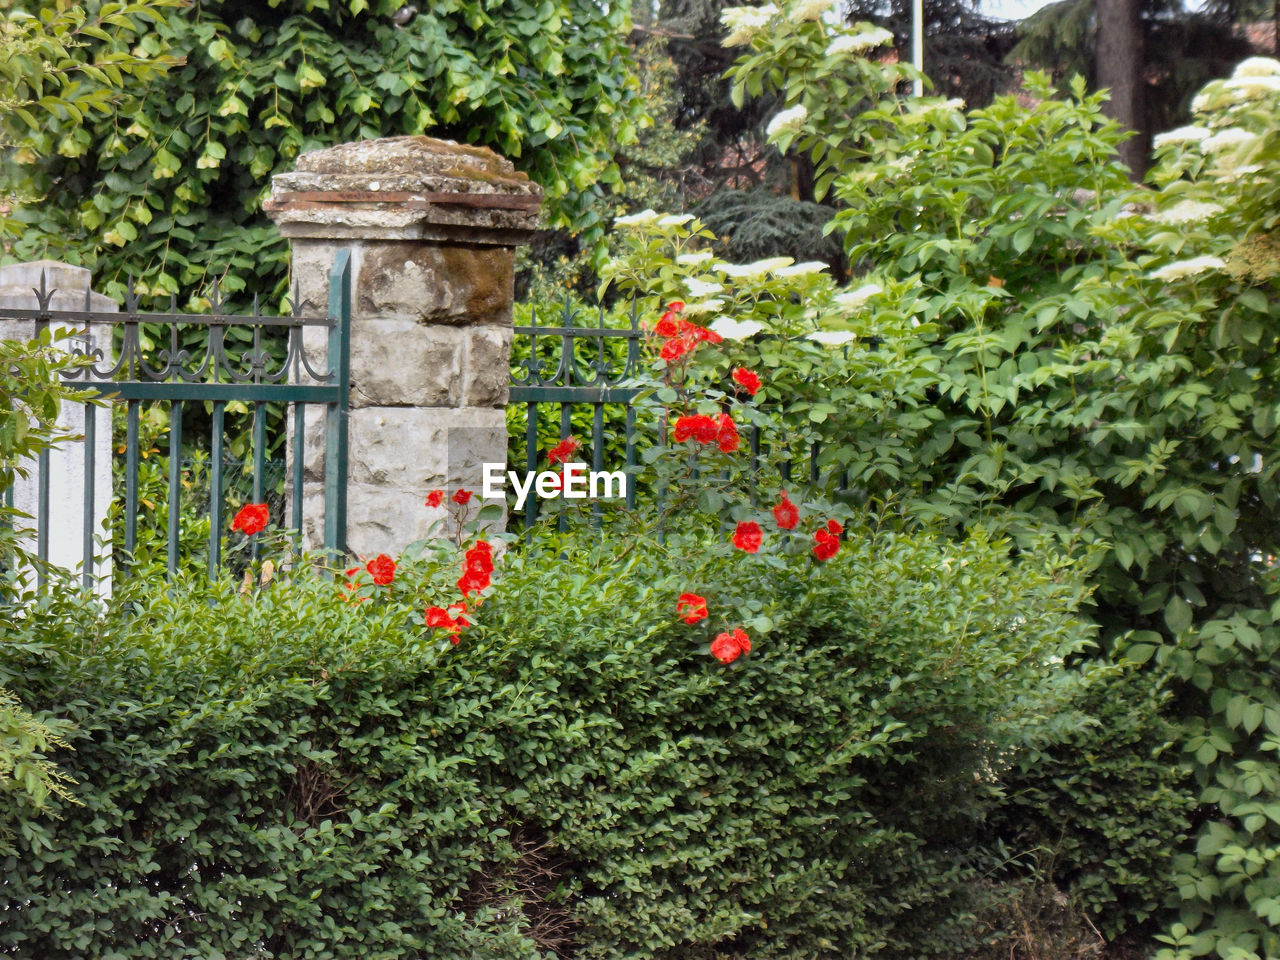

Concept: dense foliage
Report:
left=708, top=6, right=1280, bottom=955
left=0, top=1, right=179, bottom=239
left=1, top=517, right=1184, bottom=958
left=0, top=331, right=96, bottom=813
left=4, top=0, right=640, bottom=306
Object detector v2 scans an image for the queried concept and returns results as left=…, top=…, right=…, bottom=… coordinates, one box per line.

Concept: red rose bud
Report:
left=676, top=592, right=709, bottom=625
left=773, top=495, right=799, bottom=530
left=547, top=435, right=581, bottom=465
left=717, top=413, right=739, bottom=454
left=732, top=367, right=761, bottom=396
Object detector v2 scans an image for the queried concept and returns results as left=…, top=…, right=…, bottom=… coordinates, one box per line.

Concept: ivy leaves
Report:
left=7, top=0, right=640, bottom=308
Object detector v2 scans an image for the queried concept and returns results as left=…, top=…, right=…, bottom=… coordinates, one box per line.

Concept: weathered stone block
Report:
left=465, top=324, right=512, bottom=407
left=349, top=319, right=464, bottom=408
left=357, top=243, right=512, bottom=324
left=292, top=405, right=507, bottom=554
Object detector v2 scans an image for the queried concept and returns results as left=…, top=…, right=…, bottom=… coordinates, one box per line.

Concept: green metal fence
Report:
left=0, top=250, right=352, bottom=587
left=509, top=299, right=644, bottom=528
left=509, top=300, right=850, bottom=530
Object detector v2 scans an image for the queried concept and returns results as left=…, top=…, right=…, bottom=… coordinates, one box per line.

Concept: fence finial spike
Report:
left=33, top=268, right=53, bottom=312
left=252, top=293, right=261, bottom=317
left=210, top=277, right=222, bottom=315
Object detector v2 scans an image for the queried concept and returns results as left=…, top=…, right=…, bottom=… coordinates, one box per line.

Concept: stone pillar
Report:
left=265, top=136, right=541, bottom=557
left=0, top=261, right=114, bottom=589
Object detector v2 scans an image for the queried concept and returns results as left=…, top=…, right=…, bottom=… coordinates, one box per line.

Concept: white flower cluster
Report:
left=1148, top=255, right=1226, bottom=282
left=721, top=4, right=778, bottom=46
left=612, top=210, right=693, bottom=229
left=1224, top=74, right=1280, bottom=98
left=683, top=299, right=725, bottom=316
left=1150, top=200, right=1224, bottom=224
left=684, top=277, right=724, bottom=298
left=806, top=330, right=857, bottom=345
left=715, top=257, right=794, bottom=278
left=1202, top=128, right=1259, bottom=153
left=825, top=26, right=894, bottom=56
left=676, top=251, right=714, bottom=266
left=1152, top=125, right=1209, bottom=149
left=834, top=282, right=883, bottom=310
left=1235, top=56, right=1280, bottom=78
left=709, top=317, right=765, bottom=341
left=791, top=0, right=834, bottom=21
left=766, top=105, right=808, bottom=138
left=613, top=209, right=662, bottom=227
left=776, top=261, right=829, bottom=277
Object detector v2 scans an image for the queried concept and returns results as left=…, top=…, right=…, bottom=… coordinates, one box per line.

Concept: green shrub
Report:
left=990, top=663, right=1195, bottom=938
left=3, top=522, right=1124, bottom=958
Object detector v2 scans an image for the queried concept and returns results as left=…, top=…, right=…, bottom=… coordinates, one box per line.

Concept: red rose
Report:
left=464, top=541, right=494, bottom=576
left=710, top=632, right=741, bottom=664
left=452, top=489, right=473, bottom=505
left=666, top=300, right=686, bottom=314
left=673, top=414, right=718, bottom=444
left=426, top=602, right=469, bottom=637
left=231, top=503, right=269, bottom=536
left=654, top=313, right=682, bottom=338
left=732, top=520, right=762, bottom=553
left=827, top=518, right=844, bottom=536
left=458, top=570, right=490, bottom=596
left=695, top=324, right=723, bottom=345
left=547, top=435, right=581, bottom=465
left=773, top=494, right=799, bottom=530
left=676, top=592, right=709, bottom=625
left=425, top=490, right=444, bottom=508
left=813, top=529, right=840, bottom=561
left=710, top=627, right=751, bottom=664
left=366, top=554, right=396, bottom=586
left=717, top=413, right=739, bottom=454
left=660, top=338, right=691, bottom=362
left=733, top=368, right=761, bottom=396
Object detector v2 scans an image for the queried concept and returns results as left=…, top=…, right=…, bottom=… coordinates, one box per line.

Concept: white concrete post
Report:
left=0, top=261, right=114, bottom=590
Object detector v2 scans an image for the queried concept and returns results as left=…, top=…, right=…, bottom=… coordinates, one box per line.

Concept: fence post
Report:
left=0, top=261, right=114, bottom=591
left=265, top=136, right=542, bottom=556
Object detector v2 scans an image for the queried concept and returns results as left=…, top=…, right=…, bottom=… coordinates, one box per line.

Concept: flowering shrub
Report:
left=2, top=519, right=1107, bottom=958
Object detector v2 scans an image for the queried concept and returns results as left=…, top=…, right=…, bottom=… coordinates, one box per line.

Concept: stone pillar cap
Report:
left=265, top=135, right=543, bottom=245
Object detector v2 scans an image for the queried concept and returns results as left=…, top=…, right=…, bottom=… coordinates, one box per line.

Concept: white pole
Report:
left=912, top=0, right=924, bottom=97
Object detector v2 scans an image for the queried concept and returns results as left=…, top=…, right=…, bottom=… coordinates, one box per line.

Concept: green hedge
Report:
left=1, top=526, right=1187, bottom=957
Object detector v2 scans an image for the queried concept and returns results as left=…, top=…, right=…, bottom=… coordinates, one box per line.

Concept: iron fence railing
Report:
left=0, top=251, right=351, bottom=588
left=509, top=299, right=644, bottom=528
left=508, top=300, right=855, bottom=531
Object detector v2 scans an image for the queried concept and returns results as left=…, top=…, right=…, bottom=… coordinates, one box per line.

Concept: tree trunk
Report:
left=1095, top=0, right=1146, bottom=179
